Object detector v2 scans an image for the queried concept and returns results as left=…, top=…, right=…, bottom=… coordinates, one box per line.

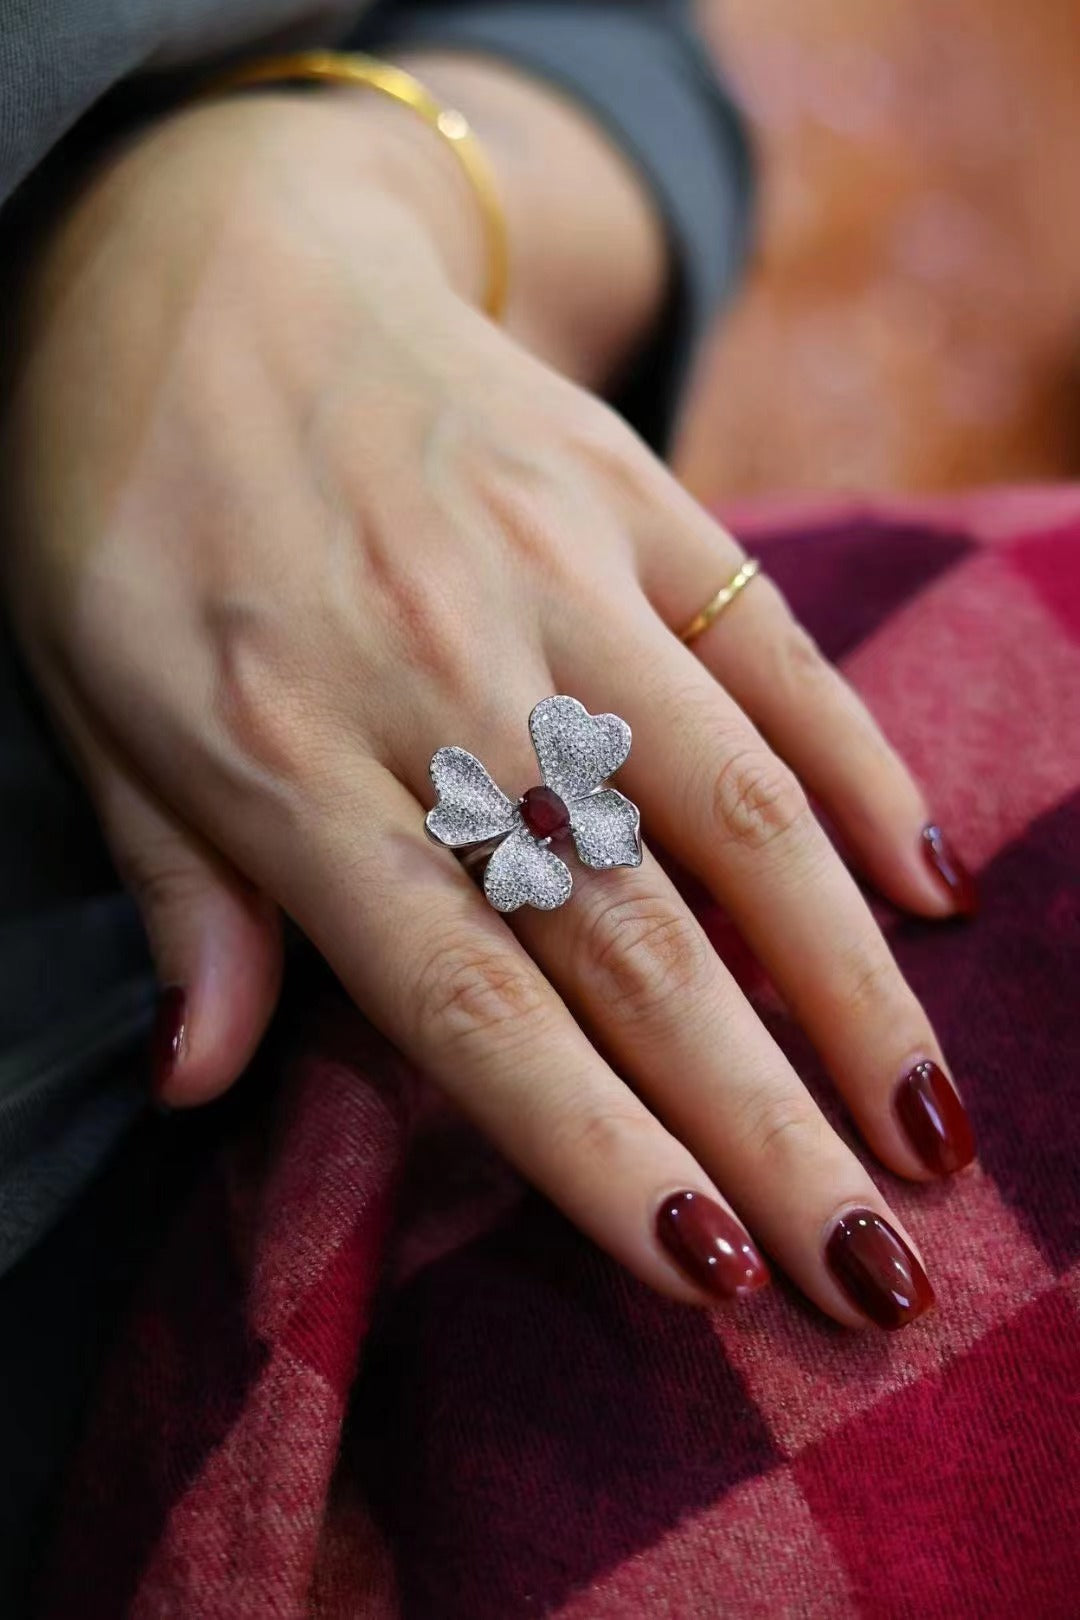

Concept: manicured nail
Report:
left=825, top=1209, right=935, bottom=1330
left=656, top=1190, right=770, bottom=1301
left=895, top=1059, right=976, bottom=1176
left=921, top=824, right=978, bottom=916
left=152, top=986, right=187, bottom=1097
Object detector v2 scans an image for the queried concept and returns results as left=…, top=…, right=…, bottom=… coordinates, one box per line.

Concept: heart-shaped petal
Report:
left=569, top=789, right=642, bottom=870
left=529, top=695, right=631, bottom=799
left=426, top=747, right=516, bottom=847
left=483, top=822, right=573, bottom=913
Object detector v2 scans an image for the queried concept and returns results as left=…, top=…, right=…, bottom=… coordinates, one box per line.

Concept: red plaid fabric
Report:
left=40, top=491, right=1080, bottom=1619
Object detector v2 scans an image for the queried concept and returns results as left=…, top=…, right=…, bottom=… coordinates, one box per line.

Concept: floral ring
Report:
left=425, top=695, right=643, bottom=912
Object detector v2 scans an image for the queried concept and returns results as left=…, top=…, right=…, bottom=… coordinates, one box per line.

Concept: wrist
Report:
left=256, top=51, right=667, bottom=385
left=320, top=86, right=494, bottom=314
left=192, top=89, right=489, bottom=309
left=8, top=92, right=467, bottom=425
left=27, top=65, right=665, bottom=392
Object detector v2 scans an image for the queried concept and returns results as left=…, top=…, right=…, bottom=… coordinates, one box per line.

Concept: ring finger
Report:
left=635, top=499, right=976, bottom=919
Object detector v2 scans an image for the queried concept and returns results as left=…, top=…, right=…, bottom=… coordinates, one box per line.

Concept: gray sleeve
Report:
left=352, top=0, right=754, bottom=448
left=0, top=0, right=361, bottom=208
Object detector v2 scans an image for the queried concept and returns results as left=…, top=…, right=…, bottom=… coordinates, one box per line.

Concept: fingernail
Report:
left=895, top=1059, right=976, bottom=1176
left=152, top=985, right=187, bottom=1097
left=656, top=1190, right=770, bottom=1301
left=825, top=1209, right=935, bottom=1330
left=921, top=824, right=978, bottom=916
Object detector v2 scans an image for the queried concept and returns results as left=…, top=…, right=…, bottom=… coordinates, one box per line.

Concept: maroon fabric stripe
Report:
left=40, top=1167, right=272, bottom=1620
left=350, top=1196, right=779, bottom=1620
left=756, top=517, right=973, bottom=662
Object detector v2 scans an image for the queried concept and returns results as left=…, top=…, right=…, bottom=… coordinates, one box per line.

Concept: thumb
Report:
left=110, top=771, right=284, bottom=1107
left=62, top=710, right=284, bottom=1106
left=131, top=816, right=284, bottom=1108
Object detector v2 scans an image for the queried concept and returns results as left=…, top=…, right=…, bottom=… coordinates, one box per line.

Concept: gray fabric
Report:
left=0, top=631, right=155, bottom=1276
left=0, top=0, right=752, bottom=1278
left=0, top=972, right=151, bottom=1273
left=0, top=0, right=363, bottom=209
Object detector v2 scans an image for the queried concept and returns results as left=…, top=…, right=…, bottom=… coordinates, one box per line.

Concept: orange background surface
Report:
left=676, top=0, right=1080, bottom=500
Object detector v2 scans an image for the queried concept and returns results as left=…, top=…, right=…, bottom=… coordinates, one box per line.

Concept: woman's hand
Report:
left=1, top=79, right=974, bottom=1330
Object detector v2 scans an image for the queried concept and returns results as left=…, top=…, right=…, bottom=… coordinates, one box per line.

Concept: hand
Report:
left=1, top=80, right=974, bottom=1331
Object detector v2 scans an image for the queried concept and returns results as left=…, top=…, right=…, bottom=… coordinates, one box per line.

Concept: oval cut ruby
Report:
left=520, top=785, right=571, bottom=841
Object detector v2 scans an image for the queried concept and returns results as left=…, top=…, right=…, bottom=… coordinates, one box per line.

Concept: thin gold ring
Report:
left=679, top=557, right=761, bottom=645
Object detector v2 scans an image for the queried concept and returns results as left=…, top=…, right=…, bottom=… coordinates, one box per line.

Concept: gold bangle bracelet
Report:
left=205, top=50, right=509, bottom=322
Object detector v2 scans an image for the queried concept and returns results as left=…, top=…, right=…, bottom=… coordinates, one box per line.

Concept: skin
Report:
left=0, top=56, right=965, bottom=1327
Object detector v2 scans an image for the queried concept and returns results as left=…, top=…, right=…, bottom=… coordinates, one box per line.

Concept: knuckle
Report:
left=735, top=1088, right=822, bottom=1167
left=208, top=598, right=326, bottom=787
left=779, top=616, right=831, bottom=690
left=547, top=386, right=630, bottom=457
left=775, top=611, right=883, bottom=740
left=123, top=849, right=208, bottom=915
left=585, top=890, right=711, bottom=1017
left=551, top=1102, right=656, bottom=1169
left=426, top=403, right=577, bottom=577
left=568, top=400, right=657, bottom=494
left=467, top=449, right=617, bottom=590
left=833, top=944, right=903, bottom=1024
left=709, top=747, right=810, bottom=854
left=375, top=563, right=474, bottom=690
left=417, top=935, right=550, bottom=1051
left=574, top=419, right=683, bottom=528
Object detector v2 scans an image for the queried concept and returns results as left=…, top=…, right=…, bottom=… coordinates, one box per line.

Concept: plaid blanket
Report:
left=37, top=490, right=1080, bottom=1619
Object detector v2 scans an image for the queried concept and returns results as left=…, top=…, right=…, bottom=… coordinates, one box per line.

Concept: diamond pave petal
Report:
left=568, top=789, right=642, bottom=870
left=529, top=696, right=631, bottom=799
left=483, top=822, right=573, bottom=912
left=426, top=747, right=517, bottom=848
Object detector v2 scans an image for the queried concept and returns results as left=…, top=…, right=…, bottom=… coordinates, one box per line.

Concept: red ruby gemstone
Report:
left=520, top=785, right=571, bottom=841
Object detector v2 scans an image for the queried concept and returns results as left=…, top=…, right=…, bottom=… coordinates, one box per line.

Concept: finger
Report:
left=558, top=593, right=976, bottom=1185
left=634, top=507, right=976, bottom=918
left=261, top=747, right=768, bottom=1308
left=45, top=691, right=283, bottom=1106
left=111, top=774, right=284, bottom=1106
left=512, top=846, right=935, bottom=1329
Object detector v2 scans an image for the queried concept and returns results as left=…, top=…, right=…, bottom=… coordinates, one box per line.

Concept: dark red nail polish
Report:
left=895, top=1059, right=976, bottom=1176
left=921, top=824, right=978, bottom=916
left=656, top=1190, right=769, bottom=1301
left=826, top=1209, right=935, bottom=1330
left=152, top=986, right=187, bottom=1096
